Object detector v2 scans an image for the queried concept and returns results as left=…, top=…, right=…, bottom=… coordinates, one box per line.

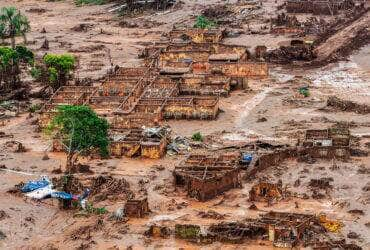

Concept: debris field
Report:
left=0, top=0, right=369, bottom=249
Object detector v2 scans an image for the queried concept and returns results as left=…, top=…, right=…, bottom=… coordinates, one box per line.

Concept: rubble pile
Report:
left=90, top=175, right=133, bottom=202
left=201, top=2, right=261, bottom=28
left=285, top=0, right=356, bottom=15
left=265, top=44, right=316, bottom=64
left=327, top=96, right=370, bottom=114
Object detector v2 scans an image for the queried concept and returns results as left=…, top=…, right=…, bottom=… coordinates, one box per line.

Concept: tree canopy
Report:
left=47, top=105, right=109, bottom=172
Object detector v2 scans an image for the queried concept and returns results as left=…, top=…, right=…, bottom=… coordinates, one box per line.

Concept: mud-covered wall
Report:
left=192, top=62, right=269, bottom=79
left=187, top=169, right=241, bottom=201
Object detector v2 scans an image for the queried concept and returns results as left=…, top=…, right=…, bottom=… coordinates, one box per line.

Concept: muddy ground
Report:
left=0, top=0, right=369, bottom=249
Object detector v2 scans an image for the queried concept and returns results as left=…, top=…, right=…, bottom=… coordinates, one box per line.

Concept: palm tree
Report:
left=0, top=7, right=18, bottom=48
left=17, top=14, right=30, bottom=45
left=0, top=7, right=30, bottom=48
left=0, top=23, right=6, bottom=45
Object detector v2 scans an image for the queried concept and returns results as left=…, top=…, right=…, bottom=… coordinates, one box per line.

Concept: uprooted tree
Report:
left=0, top=7, right=31, bottom=48
left=47, top=105, right=109, bottom=173
left=0, top=45, right=34, bottom=100
left=32, top=53, right=75, bottom=91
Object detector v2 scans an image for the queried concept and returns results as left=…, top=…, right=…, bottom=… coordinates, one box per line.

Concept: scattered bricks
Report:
left=175, top=224, right=201, bottom=239
left=124, top=198, right=149, bottom=218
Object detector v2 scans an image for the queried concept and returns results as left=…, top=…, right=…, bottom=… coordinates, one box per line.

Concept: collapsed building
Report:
left=286, top=0, right=356, bottom=15
left=109, top=127, right=169, bottom=159
left=173, top=152, right=242, bottom=201
left=300, top=125, right=351, bottom=160
left=40, top=27, right=269, bottom=159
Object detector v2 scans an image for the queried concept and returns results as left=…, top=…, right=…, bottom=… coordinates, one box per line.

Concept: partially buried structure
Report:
left=173, top=152, right=242, bottom=201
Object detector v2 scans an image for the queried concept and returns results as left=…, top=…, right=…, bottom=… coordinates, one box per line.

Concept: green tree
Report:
left=47, top=105, right=109, bottom=173
left=17, top=14, right=30, bottom=45
left=0, top=7, right=30, bottom=48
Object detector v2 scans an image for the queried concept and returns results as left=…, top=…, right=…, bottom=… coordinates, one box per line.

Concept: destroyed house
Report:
left=109, top=127, right=168, bottom=159
left=174, top=153, right=241, bottom=201
left=286, top=0, right=355, bottom=15
left=179, top=75, right=231, bottom=96
left=192, top=61, right=269, bottom=80
left=259, top=211, right=318, bottom=248
left=124, top=197, right=149, bottom=218
left=301, top=127, right=350, bottom=159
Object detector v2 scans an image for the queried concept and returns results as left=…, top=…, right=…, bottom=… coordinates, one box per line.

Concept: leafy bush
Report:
left=75, top=0, right=107, bottom=6
left=194, top=15, right=216, bottom=29
left=299, top=87, right=310, bottom=97
left=43, top=54, right=75, bottom=74
left=30, top=67, right=41, bottom=80
left=15, top=45, right=34, bottom=64
left=191, top=132, right=203, bottom=142
left=85, top=203, right=108, bottom=215
left=28, top=103, right=41, bottom=113
left=42, top=53, right=75, bottom=89
left=48, top=67, right=58, bottom=84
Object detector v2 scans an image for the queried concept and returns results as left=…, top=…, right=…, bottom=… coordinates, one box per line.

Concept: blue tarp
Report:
left=21, top=177, right=50, bottom=193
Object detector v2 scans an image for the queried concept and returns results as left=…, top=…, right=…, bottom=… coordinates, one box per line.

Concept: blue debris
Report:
left=21, top=176, right=51, bottom=193
left=242, top=153, right=253, bottom=164
left=50, top=192, right=74, bottom=200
